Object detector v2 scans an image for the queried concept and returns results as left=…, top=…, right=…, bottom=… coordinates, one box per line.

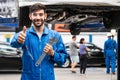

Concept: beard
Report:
left=32, top=19, right=45, bottom=29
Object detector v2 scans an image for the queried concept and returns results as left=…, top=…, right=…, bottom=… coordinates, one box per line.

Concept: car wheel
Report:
left=61, top=58, right=71, bottom=68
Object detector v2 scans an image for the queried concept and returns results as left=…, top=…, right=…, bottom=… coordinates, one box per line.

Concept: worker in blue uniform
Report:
left=10, top=3, right=68, bottom=80
left=104, top=33, right=117, bottom=75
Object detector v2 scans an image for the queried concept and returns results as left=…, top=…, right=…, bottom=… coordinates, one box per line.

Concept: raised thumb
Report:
left=23, top=26, right=26, bottom=33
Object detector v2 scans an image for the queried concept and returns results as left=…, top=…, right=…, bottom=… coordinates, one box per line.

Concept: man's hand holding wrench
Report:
left=35, top=37, right=58, bottom=66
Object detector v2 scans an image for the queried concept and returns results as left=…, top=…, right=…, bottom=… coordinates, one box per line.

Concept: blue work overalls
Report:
left=104, top=38, right=117, bottom=74
left=10, top=26, right=68, bottom=80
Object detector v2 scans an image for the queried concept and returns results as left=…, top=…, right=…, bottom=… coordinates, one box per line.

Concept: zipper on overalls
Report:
left=39, top=38, right=42, bottom=80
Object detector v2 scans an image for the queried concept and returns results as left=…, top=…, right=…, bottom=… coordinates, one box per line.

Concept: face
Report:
left=82, top=40, right=85, bottom=44
left=29, top=9, right=47, bottom=28
left=73, top=37, right=76, bottom=41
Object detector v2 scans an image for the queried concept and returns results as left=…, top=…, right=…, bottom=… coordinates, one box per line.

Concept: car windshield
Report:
left=85, top=43, right=94, bottom=48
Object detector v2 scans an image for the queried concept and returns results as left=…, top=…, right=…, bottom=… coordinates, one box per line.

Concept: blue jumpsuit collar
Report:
left=108, top=38, right=111, bottom=40
left=29, top=26, right=49, bottom=35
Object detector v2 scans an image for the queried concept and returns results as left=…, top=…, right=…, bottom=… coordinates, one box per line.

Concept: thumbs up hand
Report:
left=18, top=26, right=26, bottom=44
left=22, top=26, right=26, bottom=34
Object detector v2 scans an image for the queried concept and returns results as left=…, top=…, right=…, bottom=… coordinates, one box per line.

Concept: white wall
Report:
left=0, top=32, right=117, bottom=49
left=60, top=32, right=117, bottom=49
left=0, top=32, right=15, bottom=42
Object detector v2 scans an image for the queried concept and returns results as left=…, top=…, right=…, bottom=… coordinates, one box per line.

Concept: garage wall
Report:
left=0, top=32, right=117, bottom=49
left=0, top=32, right=15, bottom=42
left=60, top=32, right=117, bottom=49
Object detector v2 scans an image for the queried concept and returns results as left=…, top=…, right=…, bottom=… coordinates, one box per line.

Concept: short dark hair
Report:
left=29, top=3, right=46, bottom=13
left=72, top=35, right=76, bottom=39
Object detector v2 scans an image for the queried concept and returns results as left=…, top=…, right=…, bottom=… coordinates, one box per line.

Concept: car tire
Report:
left=61, top=58, right=71, bottom=68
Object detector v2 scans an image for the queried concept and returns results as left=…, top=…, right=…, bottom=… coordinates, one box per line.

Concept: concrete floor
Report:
left=55, top=67, right=117, bottom=80
left=0, top=67, right=117, bottom=80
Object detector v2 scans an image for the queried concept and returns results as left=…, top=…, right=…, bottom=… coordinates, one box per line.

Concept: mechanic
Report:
left=104, top=33, right=117, bottom=75
left=10, top=3, right=68, bottom=80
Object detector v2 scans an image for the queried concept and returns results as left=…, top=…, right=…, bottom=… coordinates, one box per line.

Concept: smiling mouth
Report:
left=33, top=20, right=41, bottom=23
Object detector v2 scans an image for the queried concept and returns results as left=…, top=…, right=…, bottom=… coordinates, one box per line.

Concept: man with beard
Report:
left=10, top=3, right=68, bottom=80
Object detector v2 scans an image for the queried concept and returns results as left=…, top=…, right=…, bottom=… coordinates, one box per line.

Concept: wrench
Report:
left=35, top=37, right=58, bottom=67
